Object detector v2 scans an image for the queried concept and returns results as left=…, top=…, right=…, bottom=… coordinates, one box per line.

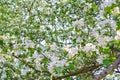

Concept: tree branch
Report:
left=53, top=63, right=102, bottom=80
left=12, top=53, right=51, bottom=75
left=92, top=54, right=120, bottom=80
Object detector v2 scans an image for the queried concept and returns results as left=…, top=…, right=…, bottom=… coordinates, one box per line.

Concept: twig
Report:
left=12, top=53, right=51, bottom=75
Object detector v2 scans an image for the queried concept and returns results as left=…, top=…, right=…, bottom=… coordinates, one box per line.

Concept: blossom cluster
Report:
left=0, top=0, right=120, bottom=79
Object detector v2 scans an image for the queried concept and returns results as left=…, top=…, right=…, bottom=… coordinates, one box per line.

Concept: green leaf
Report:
left=56, top=66, right=62, bottom=73
left=103, top=59, right=112, bottom=67
left=110, top=56, right=116, bottom=61
left=116, top=21, right=120, bottom=30
left=68, top=63, right=74, bottom=70
left=0, top=39, right=4, bottom=46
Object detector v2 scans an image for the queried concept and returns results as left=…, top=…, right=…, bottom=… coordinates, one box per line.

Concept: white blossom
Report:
left=0, top=48, right=2, bottom=53
left=14, top=50, right=23, bottom=55
left=0, top=54, right=6, bottom=62
left=104, top=36, right=113, bottom=42
left=99, top=10, right=104, bottom=17
left=47, top=58, right=67, bottom=73
left=115, top=30, right=120, bottom=40
left=91, top=31, right=99, bottom=38
left=100, top=0, right=116, bottom=10
left=32, top=51, right=40, bottom=59
left=91, top=31, right=113, bottom=47
left=13, top=43, right=18, bottom=48
left=50, top=43, right=57, bottom=51
left=113, top=7, right=120, bottom=15
left=0, top=36, right=8, bottom=41
left=116, top=30, right=120, bottom=36
left=20, top=37, right=35, bottom=49
left=14, top=58, right=19, bottom=67
left=96, top=54, right=107, bottom=64
left=56, top=59, right=67, bottom=67
left=14, top=50, right=24, bottom=55
left=84, top=3, right=92, bottom=11
left=38, top=7, right=44, bottom=11
left=97, top=36, right=113, bottom=47
left=47, top=61, right=56, bottom=73
left=1, top=71, right=6, bottom=79
left=50, top=55, right=59, bottom=62
left=67, top=47, right=78, bottom=58
left=35, top=63, right=41, bottom=70
left=63, top=45, right=78, bottom=58
left=63, top=45, right=71, bottom=52
left=76, top=37, right=83, bottom=43
left=99, top=19, right=116, bottom=30
left=21, top=68, right=28, bottom=75
left=74, top=19, right=84, bottom=28
left=83, top=43, right=96, bottom=52
left=33, top=51, right=42, bottom=69
left=25, top=40, right=35, bottom=48
left=99, top=0, right=116, bottom=17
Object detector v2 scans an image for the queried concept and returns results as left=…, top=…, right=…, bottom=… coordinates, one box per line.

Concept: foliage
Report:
left=0, top=0, right=120, bottom=80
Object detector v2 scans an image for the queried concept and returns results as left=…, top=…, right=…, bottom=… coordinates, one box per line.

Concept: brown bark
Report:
left=53, top=63, right=102, bottom=80
left=92, top=54, right=120, bottom=80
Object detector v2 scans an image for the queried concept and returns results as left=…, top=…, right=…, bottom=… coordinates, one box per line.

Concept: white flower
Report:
left=96, top=54, right=107, bottom=64
left=97, top=36, right=112, bottom=47
left=33, top=51, right=42, bottom=65
left=21, top=37, right=35, bottom=49
left=1, top=71, right=6, bottom=79
left=99, top=10, right=104, bottom=17
left=99, top=0, right=116, bottom=17
left=35, top=63, right=41, bottom=70
left=84, top=3, right=92, bottom=11
left=56, top=59, right=67, bottom=67
left=91, top=31, right=99, bottom=38
left=0, top=48, right=2, bottom=52
left=13, top=43, right=18, bottom=48
left=113, top=7, right=119, bottom=15
left=74, top=19, right=84, bottom=28
left=0, top=36, right=8, bottom=41
left=0, top=54, right=6, bottom=63
left=100, top=0, right=116, bottom=10
left=33, top=51, right=39, bottom=59
left=99, top=19, right=116, bottom=29
left=63, top=45, right=70, bottom=52
left=25, top=41, right=35, bottom=48
left=38, top=7, right=44, bottom=11
left=83, top=43, right=96, bottom=52
left=115, top=30, right=120, bottom=40
left=14, top=50, right=23, bottom=55
left=67, top=47, right=78, bottom=58
left=50, top=43, right=57, bottom=51
left=47, top=61, right=56, bottom=73
left=91, top=31, right=113, bottom=47
left=47, top=59, right=67, bottom=73
left=104, top=36, right=113, bottom=42
left=76, top=37, right=83, bottom=43
left=87, top=3, right=92, bottom=8
left=47, top=55, right=67, bottom=73
left=116, top=30, right=120, bottom=36
left=14, top=58, right=19, bottom=67
left=21, top=68, right=28, bottom=75
left=63, top=45, right=78, bottom=58
left=115, top=35, right=120, bottom=40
